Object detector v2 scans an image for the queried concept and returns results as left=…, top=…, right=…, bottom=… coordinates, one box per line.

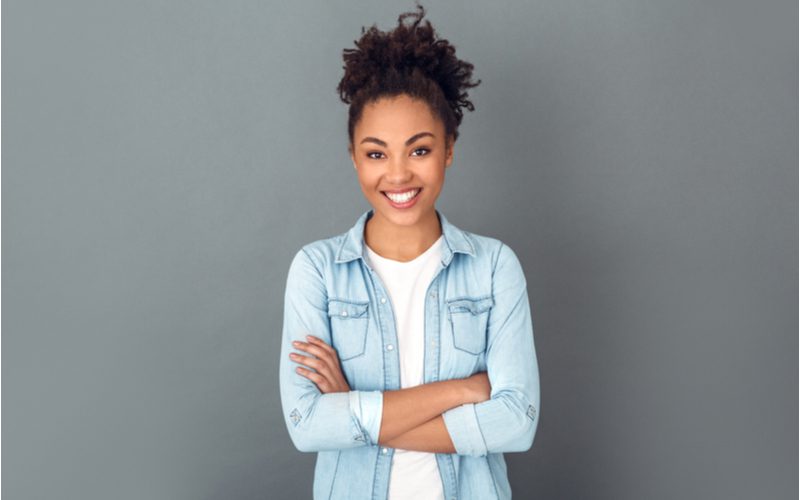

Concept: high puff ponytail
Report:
left=337, top=2, right=481, bottom=148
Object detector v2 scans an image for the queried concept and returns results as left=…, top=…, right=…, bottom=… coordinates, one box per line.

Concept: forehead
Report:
left=355, top=95, right=443, bottom=139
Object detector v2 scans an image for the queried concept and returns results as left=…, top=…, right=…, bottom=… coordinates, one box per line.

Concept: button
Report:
left=341, top=311, right=348, bottom=317
left=380, top=297, right=387, bottom=304
left=386, top=344, right=394, bottom=351
left=430, top=340, right=436, bottom=347
left=382, top=447, right=388, bottom=454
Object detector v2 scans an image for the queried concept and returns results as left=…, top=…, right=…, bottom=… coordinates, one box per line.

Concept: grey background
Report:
left=3, top=0, right=797, bottom=499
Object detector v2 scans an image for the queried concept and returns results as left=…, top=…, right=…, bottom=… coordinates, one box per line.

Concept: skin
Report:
left=349, top=93, right=454, bottom=262
left=289, top=93, right=491, bottom=453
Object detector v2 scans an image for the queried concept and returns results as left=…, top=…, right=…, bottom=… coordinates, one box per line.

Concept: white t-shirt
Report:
left=365, top=234, right=446, bottom=500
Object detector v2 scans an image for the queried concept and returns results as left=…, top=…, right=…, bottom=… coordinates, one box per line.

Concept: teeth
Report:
left=385, top=189, right=420, bottom=203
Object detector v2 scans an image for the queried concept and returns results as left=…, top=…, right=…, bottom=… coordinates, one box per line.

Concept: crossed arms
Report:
left=280, top=245, right=540, bottom=457
left=290, top=332, right=489, bottom=453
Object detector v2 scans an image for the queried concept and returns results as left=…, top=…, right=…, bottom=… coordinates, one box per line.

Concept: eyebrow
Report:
left=359, top=132, right=435, bottom=147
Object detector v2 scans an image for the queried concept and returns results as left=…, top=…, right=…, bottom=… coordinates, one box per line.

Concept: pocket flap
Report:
left=446, top=296, right=494, bottom=315
left=327, top=299, right=369, bottom=319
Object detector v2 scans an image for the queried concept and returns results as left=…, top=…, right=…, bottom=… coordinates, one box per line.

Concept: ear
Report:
left=349, top=143, right=357, bottom=170
left=444, top=136, right=455, bottom=168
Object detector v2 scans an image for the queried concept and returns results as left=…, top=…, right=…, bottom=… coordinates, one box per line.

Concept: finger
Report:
left=305, top=336, right=341, bottom=366
left=291, top=352, right=339, bottom=387
left=296, top=366, right=325, bottom=386
left=294, top=366, right=321, bottom=383
left=305, top=336, right=338, bottom=358
left=289, top=352, right=324, bottom=371
left=306, top=335, right=339, bottom=362
left=294, top=340, right=337, bottom=370
left=293, top=340, right=328, bottom=357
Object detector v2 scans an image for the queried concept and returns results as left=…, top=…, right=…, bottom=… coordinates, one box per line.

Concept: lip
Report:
left=382, top=187, right=422, bottom=209
left=382, top=187, right=422, bottom=194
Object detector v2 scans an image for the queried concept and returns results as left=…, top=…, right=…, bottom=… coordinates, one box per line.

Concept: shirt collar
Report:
left=334, top=208, right=476, bottom=266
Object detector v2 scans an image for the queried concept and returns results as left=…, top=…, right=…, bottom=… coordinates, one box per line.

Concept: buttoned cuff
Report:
left=442, top=403, right=488, bottom=456
left=349, top=390, right=384, bottom=446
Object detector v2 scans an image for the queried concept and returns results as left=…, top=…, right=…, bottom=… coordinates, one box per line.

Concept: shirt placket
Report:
left=359, top=245, right=461, bottom=500
left=427, top=261, right=461, bottom=500
left=361, top=258, right=400, bottom=499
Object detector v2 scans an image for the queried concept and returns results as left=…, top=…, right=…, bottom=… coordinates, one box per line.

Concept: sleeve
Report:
left=441, top=243, right=540, bottom=457
left=279, top=248, right=384, bottom=452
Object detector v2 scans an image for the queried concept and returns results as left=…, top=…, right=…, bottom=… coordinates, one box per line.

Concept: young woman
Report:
left=279, top=4, right=540, bottom=499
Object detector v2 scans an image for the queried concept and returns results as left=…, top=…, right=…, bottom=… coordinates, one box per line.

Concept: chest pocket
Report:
left=446, top=296, right=494, bottom=355
left=327, top=299, right=369, bottom=361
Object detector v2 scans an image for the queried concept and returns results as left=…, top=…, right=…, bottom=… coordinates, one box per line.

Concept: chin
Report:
left=381, top=207, right=434, bottom=227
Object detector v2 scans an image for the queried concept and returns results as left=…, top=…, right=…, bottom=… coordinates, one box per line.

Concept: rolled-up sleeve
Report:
left=349, top=390, right=384, bottom=446
left=279, top=248, right=384, bottom=452
left=442, top=243, right=541, bottom=457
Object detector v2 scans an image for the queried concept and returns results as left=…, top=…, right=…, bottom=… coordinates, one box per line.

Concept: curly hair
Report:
left=337, top=2, right=481, bottom=148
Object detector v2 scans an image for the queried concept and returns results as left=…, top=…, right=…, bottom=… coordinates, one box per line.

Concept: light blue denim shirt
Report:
left=279, top=208, right=540, bottom=499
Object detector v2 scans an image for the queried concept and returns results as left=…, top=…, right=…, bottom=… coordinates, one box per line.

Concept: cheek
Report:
left=357, top=172, right=381, bottom=192
left=423, top=166, right=446, bottom=187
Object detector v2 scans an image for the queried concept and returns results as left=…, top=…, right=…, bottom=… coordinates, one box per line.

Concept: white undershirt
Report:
left=365, top=234, right=446, bottom=500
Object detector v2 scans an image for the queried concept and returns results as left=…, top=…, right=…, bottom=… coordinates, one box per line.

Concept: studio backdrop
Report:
left=3, top=1, right=797, bottom=499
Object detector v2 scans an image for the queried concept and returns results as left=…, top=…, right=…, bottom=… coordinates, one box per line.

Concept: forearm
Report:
left=378, top=378, right=468, bottom=443
left=380, top=415, right=456, bottom=453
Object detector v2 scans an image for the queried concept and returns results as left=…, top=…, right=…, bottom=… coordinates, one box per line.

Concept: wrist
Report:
left=444, top=378, right=472, bottom=407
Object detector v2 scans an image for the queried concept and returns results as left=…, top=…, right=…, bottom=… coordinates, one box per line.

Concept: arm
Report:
left=441, top=243, right=541, bottom=457
left=381, top=415, right=456, bottom=453
left=377, top=378, right=468, bottom=444
left=291, top=332, right=488, bottom=450
left=280, top=248, right=385, bottom=453
left=290, top=333, right=490, bottom=453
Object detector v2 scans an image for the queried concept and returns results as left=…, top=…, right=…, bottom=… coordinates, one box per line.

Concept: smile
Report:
left=382, top=188, right=422, bottom=208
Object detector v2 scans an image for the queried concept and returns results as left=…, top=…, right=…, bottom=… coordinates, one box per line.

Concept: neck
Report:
left=364, top=209, right=442, bottom=262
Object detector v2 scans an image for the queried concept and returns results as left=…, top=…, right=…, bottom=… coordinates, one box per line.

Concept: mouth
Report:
left=381, top=188, right=422, bottom=208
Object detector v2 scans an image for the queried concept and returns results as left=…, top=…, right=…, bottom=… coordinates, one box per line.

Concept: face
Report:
left=349, top=94, right=454, bottom=230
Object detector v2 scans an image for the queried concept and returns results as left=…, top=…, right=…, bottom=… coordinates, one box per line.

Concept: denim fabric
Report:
left=280, top=208, right=540, bottom=499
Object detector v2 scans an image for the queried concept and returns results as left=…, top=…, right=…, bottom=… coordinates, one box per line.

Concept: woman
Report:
left=279, top=4, right=540, bottom=499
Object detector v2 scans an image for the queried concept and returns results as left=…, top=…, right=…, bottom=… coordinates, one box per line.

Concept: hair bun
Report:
left=338, top=2, right=481, bottom=144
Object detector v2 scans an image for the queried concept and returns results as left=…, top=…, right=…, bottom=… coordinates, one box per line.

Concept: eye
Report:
left=366, top=151, right=385, bottom=160
left=411, top=147, right=431, bottom=157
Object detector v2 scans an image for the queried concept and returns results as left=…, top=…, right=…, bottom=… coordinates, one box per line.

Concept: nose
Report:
left=385, top=156, right=413, bottom=184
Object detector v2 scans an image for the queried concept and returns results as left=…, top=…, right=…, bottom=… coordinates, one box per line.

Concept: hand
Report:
left=463, top=371, right=492, bottom=404
left=289, top=335, right=351, bottom=393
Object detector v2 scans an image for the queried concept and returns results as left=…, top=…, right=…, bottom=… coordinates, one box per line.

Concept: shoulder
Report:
left=459, top=228, right=522, bottom=271
left=457, top=230, right=527, bottom=294
left=290, top=230, right=348, bottom=271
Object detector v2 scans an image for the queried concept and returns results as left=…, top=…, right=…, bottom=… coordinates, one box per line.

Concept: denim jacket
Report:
left=279, top=208, right=540, bottom=499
